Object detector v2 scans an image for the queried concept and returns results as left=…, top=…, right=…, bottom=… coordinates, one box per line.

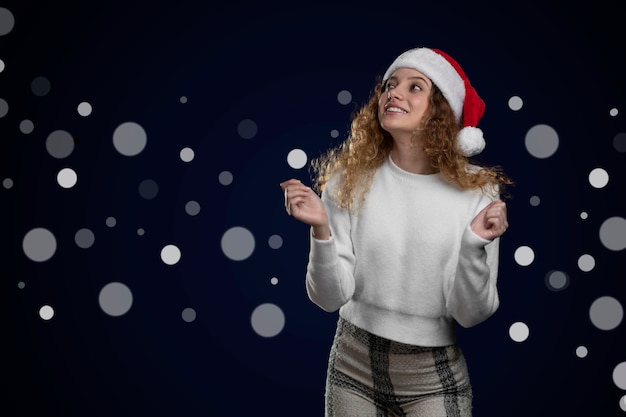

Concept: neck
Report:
left=390, top=141, right=438, bottom=175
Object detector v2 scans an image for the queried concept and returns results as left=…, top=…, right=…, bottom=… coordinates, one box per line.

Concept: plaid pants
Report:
left=325, top=317, right=473, bottom=417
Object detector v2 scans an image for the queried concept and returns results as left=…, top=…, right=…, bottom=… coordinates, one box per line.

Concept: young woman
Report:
left=281, top=47, right=513, bottom=417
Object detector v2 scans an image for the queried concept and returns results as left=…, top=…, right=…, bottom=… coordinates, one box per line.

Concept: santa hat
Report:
left=382, top=47, right=486, bottom=157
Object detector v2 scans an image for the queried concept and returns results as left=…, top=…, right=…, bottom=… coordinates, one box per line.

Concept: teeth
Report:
left=386, top=107, right=407, bottom=114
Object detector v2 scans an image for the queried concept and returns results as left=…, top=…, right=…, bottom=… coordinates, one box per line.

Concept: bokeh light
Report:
left=508, top=95, right=523, bottom=111
left=46, top=130, right=75, bottom=159
left=237, top=118, right=257, bottom=139
left=221, top=226, right=255, bottom=261
left=77, top=101, right=92, bottom=116
left=577, top=254, right=595, bottom=272
left=180, top=147, right=194, bottom=162
left=57, top=167, right=78, bottom=188
left=99, top=282, right=133, bottom=316
left=39, top=305, right=54, bottom=320
left=588, top=167, right=609, bottom=188
left=337, top=89, right=352, bottom=105
left=181, top=307, right=196, bottom=322
left=218, top=170, right=233, bottom=185
left=251, top=303, right=285, bottom=337
left=287, top=148, right=307, bottom=169
left=589, top=296, right=623, bottom=331
left=113, top=121, right=147, bottom=156
left=613, top=362, right=626, bottom=390
left=599, top=216, right=626, bottom=251
left=509, top=321, right=530, bottom=342
left=74, top=228, right=95, bottom=249
left=514, top=245, right=535, bottom=266
left=23, top=227, right=57, bottom=262
left=138, top=179, right=159, bottom=199
left=525, top=124, right=559, bottom=159
left=161, top=244, right=182, bottom=265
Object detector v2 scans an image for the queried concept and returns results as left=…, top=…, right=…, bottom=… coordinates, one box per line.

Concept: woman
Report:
left=280, top=47, right=513, bottom=417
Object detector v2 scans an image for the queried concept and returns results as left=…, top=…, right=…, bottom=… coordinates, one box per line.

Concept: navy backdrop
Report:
left=3, top=1, right=625, bottom=416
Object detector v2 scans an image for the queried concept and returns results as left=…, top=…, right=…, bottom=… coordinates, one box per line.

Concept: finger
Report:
left=284, top=188, right=291, bottom=215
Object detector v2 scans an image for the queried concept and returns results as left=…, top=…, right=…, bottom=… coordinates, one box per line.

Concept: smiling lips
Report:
left=384, top=103, right=408, bottom=114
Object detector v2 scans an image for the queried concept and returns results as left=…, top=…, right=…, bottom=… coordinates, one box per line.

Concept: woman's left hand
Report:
left=470, top=200, right=509, bottom=240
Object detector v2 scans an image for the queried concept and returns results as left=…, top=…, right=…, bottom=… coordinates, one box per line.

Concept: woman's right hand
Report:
left=280, top=179, right=331, bottom=239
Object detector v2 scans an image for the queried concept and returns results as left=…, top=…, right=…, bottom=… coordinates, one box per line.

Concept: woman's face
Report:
left=378, top=67, right=433, bottom=138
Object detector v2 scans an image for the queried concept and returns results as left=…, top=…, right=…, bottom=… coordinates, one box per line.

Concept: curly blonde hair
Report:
left=310, top=79, right=513, bottom=211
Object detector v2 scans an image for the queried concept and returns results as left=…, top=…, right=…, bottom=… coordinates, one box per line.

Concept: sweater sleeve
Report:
left=305, top=187, right=356, bottom=312
left=445, top=218, right=501, bottom=328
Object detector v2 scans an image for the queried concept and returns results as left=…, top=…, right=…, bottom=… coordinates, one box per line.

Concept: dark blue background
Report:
left=3, top=1, right=625, bottom=416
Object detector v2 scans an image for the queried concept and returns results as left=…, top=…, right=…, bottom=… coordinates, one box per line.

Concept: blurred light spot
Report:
left=610, top=107, right=619, bottom=117
left=509, top=321, right=529, bottom=342
left=589, top=167, right=609, bottom=188
left=270, top=277, right=278, bottom=285
left=251, top=303, right=285, bottom=337
left=0, top=58, right=4, bottom=72
left=577, top=254, right=595, bottom=272
left=57, top=167, right=77, bottom=188
left=613, top=362, right=626, bottom=390
left=39, top=305, right=54, bottom=321
left=31, top=76, right=51, bottom=96
left=138, top=179, right=158, bottom=199
left=99, top=282, right=133, bottom=317
left=181, top=307, right=196, bottom=322
left=3, top=177, right=13, bottom=189
left=161, top=244, right=181, bottom=265
left=237, top=118, right=257, bottom=139
left=525, top=124, right=559, bottom=159
left=180, top=147, right=194, bottom=162
left=180, top=96, right=188, bottom=104
left=590, top=296, right=623, bottom=331
left=529, top=195, right=540, bottom=206
left=18, top=281, right=25, bottom=289
left=218, top=170, right=233, bottom=185
left=330, top=129, right=339, bottom=138
left=508, top=95, right=523, bottom=111
left=620, top=395, right=626, bottom=412
left=287, top=148, right=307, bottom=169
left=20, top=119, right=34, bottom=134
left=613, top=133, right=626, bottom=152
left=75, top=228, right=95, bottom=249
left=106, top=216, right=117, bottom=227
left=268, top=234, right=283, bottom=249
left=185, top=200, right=201, bottom=216
left=137, top=228, right=145, bottom=236
left=575, top=346, right=588, bottom=358
left=514, top=245, right=534, bottom=266
left=23, top=227, right=57, bottom=262
left=221, top=226, right=255, bottom=261
left=0, top=7, right=15, bottom=35
left=337, top=90, right=352, bottom=105
left=580, top=212, right=588, bottom=220
left=77, top=101, right=92, bottom=116
left=545, top=270, right=569, bottom=291
left=113, top=121, right=147, bottom=156
left=599, top=216, right=626, bottom=251
left=0, top=97, right=8, bottom=117
left=46, top=130, right=74, bottom=158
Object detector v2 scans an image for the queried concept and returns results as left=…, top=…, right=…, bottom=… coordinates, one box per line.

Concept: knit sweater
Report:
left=305, top=155, right=501, bottom=347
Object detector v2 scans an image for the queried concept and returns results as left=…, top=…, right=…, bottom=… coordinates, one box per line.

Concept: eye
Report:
left=384, top=82, right=396, bottom=90
left=411, top=83, right=422, bottom=91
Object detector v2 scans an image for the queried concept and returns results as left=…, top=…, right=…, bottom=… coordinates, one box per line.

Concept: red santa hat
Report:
left=382, top=47, right=486, bottom=157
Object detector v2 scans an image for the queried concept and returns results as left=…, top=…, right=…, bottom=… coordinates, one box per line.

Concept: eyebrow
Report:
left=388, top=75, right=431, bottom=86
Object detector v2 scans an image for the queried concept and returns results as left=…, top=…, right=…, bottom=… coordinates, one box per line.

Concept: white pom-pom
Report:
left=457, top=126, right=485, bottom=156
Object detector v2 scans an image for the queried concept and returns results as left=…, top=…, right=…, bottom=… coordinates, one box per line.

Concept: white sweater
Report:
left=306, top=155, right=501, bottom=347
